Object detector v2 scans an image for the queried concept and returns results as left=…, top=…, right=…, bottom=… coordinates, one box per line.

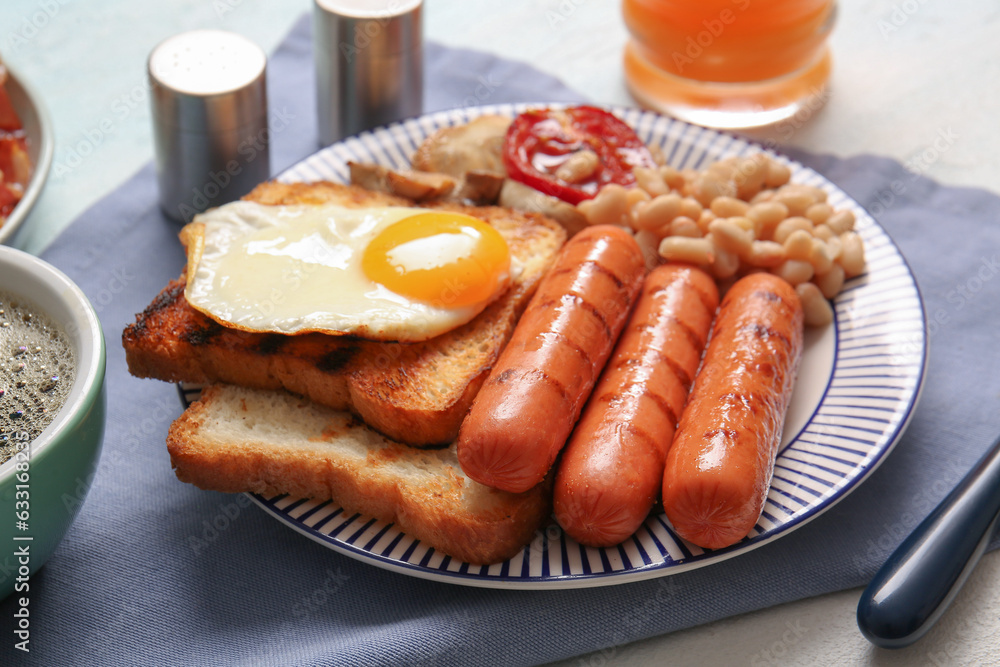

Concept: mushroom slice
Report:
left=412, top=115, right=511, bottom=178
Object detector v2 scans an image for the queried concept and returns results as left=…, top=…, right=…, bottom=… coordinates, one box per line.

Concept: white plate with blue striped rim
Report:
left=179, top=104, right=927, bottom=589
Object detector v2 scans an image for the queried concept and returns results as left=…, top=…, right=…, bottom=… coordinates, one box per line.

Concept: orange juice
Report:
left=622, top=0, right=836, bottom=128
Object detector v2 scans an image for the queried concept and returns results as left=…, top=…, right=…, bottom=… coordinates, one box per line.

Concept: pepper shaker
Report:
left=313, top=0, right=423, bottom=146
left=148, top=29, right=270, bottom=222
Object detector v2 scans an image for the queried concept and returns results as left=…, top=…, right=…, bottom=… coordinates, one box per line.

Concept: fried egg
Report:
left=183, top=201, right=515, bottom=341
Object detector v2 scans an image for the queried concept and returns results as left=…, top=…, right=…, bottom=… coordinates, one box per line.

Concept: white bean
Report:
left=633, top=229, right=663, bottom=271
left=733, top=155, right=769, bottom=201
left=659, top=165, right=685, bottom=190
left=669, top=216, right=702, bottom=238
left=764, top=159, right=791, bottom=188
left=826, top=209, right=856, bottom=235
left=773, top=259, right=815, bottom=285
left=659, top=236, right=715, bottom=265
left=691, top=172, right=736, bottom=207
left=710, top=196, right=750, bottom=218
left=709, top=243, right=740, bottom=279
left=772, top=216, right=813, bottom=244
left=772, top=188, right=816, bottom=217
left=554, top=149, right=599, bottom=183
left=745, top=240, right=787, bottom=268
left=578, top=184, right=629, bottom=226
left=812, top=223, right=834, bottom=241
left=783, top=229, right=814, bottom=261
left=805, top=202, right=833, bottom=225
left=680, top=196, right=704, bottom=220
left=709, top=218, right=753, bottom=256
left=814, top=264, right=845, bottom=299
left=633, top=193, right=682, bottom=232
left=796, top=282, right=834, bottom=327
left=808, top=238, right=834, bottom=275
left=747, top=201, right=789, bottom=239
left=634, top=166, right=669, bottom=197
left=838, top=231, right=866, bottom=277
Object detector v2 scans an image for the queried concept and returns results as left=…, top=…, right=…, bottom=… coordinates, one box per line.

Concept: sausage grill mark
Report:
left=496, top=366, right=571, bottom=404
left=549, top=258, right=627, bottom=291
left=541, top=329, right=596, bottom=371
left=534, top=293, right=614, bottom=344
left=740, top=323, right=792, bottom=349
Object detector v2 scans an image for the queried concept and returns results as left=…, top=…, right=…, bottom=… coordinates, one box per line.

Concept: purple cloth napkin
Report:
left=3, top=13, right=1000, bottom=667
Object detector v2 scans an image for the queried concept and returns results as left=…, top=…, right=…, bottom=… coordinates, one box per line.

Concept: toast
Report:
left=168, top=384, right=551, bottom=565
left=123, top=181, right=567, bottom=447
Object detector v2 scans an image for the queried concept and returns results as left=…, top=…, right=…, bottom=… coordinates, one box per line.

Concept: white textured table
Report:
left=3, top=1, right=997, bottom=664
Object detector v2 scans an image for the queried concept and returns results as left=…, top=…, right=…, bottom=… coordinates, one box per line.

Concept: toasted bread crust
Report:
left=122, top=181, right=566, bottom=446
left=167, top=384, right=551, bottom=565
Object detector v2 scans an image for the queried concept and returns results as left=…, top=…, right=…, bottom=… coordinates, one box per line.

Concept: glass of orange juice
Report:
left=622, top=0, right=837, bottom=129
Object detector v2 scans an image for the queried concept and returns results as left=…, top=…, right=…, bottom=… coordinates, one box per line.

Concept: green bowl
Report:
left=0, top=246, right=106, bottom=600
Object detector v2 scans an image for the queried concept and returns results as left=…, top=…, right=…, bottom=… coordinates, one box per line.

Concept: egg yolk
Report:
left=361, top=212, right=511, bottom=308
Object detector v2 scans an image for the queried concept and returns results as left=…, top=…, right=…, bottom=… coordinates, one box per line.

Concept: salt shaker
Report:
left=313, top=0, right=423, bottom=146
left=148, top=30, right=270, bottom=223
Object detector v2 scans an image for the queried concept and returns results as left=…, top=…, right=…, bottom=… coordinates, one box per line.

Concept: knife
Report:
left=857, top=433, right=1000, bottom=648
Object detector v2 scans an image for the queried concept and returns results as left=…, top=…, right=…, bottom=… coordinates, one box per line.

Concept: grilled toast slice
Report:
left=167, top=383, right=551, bottom=565
left=122, top=181, right=566, bottom=447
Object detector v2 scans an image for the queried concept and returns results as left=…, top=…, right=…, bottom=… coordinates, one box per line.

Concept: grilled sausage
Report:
left=456, top=224, right=646, bottom=493
left=661, top=272, right=804, bottom=550
left=554, top=263, right=719, bottom=547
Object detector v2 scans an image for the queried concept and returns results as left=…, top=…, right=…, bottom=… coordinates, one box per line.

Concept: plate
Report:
left=184, top=104, right=927, bottom=589
left=0, top=65, right=54, bottom=246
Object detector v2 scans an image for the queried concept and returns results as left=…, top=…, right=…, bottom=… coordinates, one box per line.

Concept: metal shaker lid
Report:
left=148, top=29, right=267, bottom=133
left=314, top=0, right=423, bottom=145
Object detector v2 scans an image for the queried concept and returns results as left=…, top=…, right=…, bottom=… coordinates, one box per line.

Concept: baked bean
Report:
left=659, top=236, right=714, bottom=265
left=750, top=189, right=775, bottom=204
left=797, top=282, right=834, bottom=327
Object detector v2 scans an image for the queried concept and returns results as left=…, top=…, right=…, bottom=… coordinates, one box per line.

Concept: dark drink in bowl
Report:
left=0, top=290, right=75, bottom=463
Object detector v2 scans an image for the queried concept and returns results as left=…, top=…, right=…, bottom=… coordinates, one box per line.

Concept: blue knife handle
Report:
left=857, top=433, right=1000, bottom=648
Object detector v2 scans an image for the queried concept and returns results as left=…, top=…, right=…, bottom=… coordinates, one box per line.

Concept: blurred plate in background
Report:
left=0, top=65, right=54, bottom=246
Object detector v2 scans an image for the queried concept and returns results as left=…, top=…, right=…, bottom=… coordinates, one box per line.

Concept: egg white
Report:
left=183, top=200, right=514, bottom=341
